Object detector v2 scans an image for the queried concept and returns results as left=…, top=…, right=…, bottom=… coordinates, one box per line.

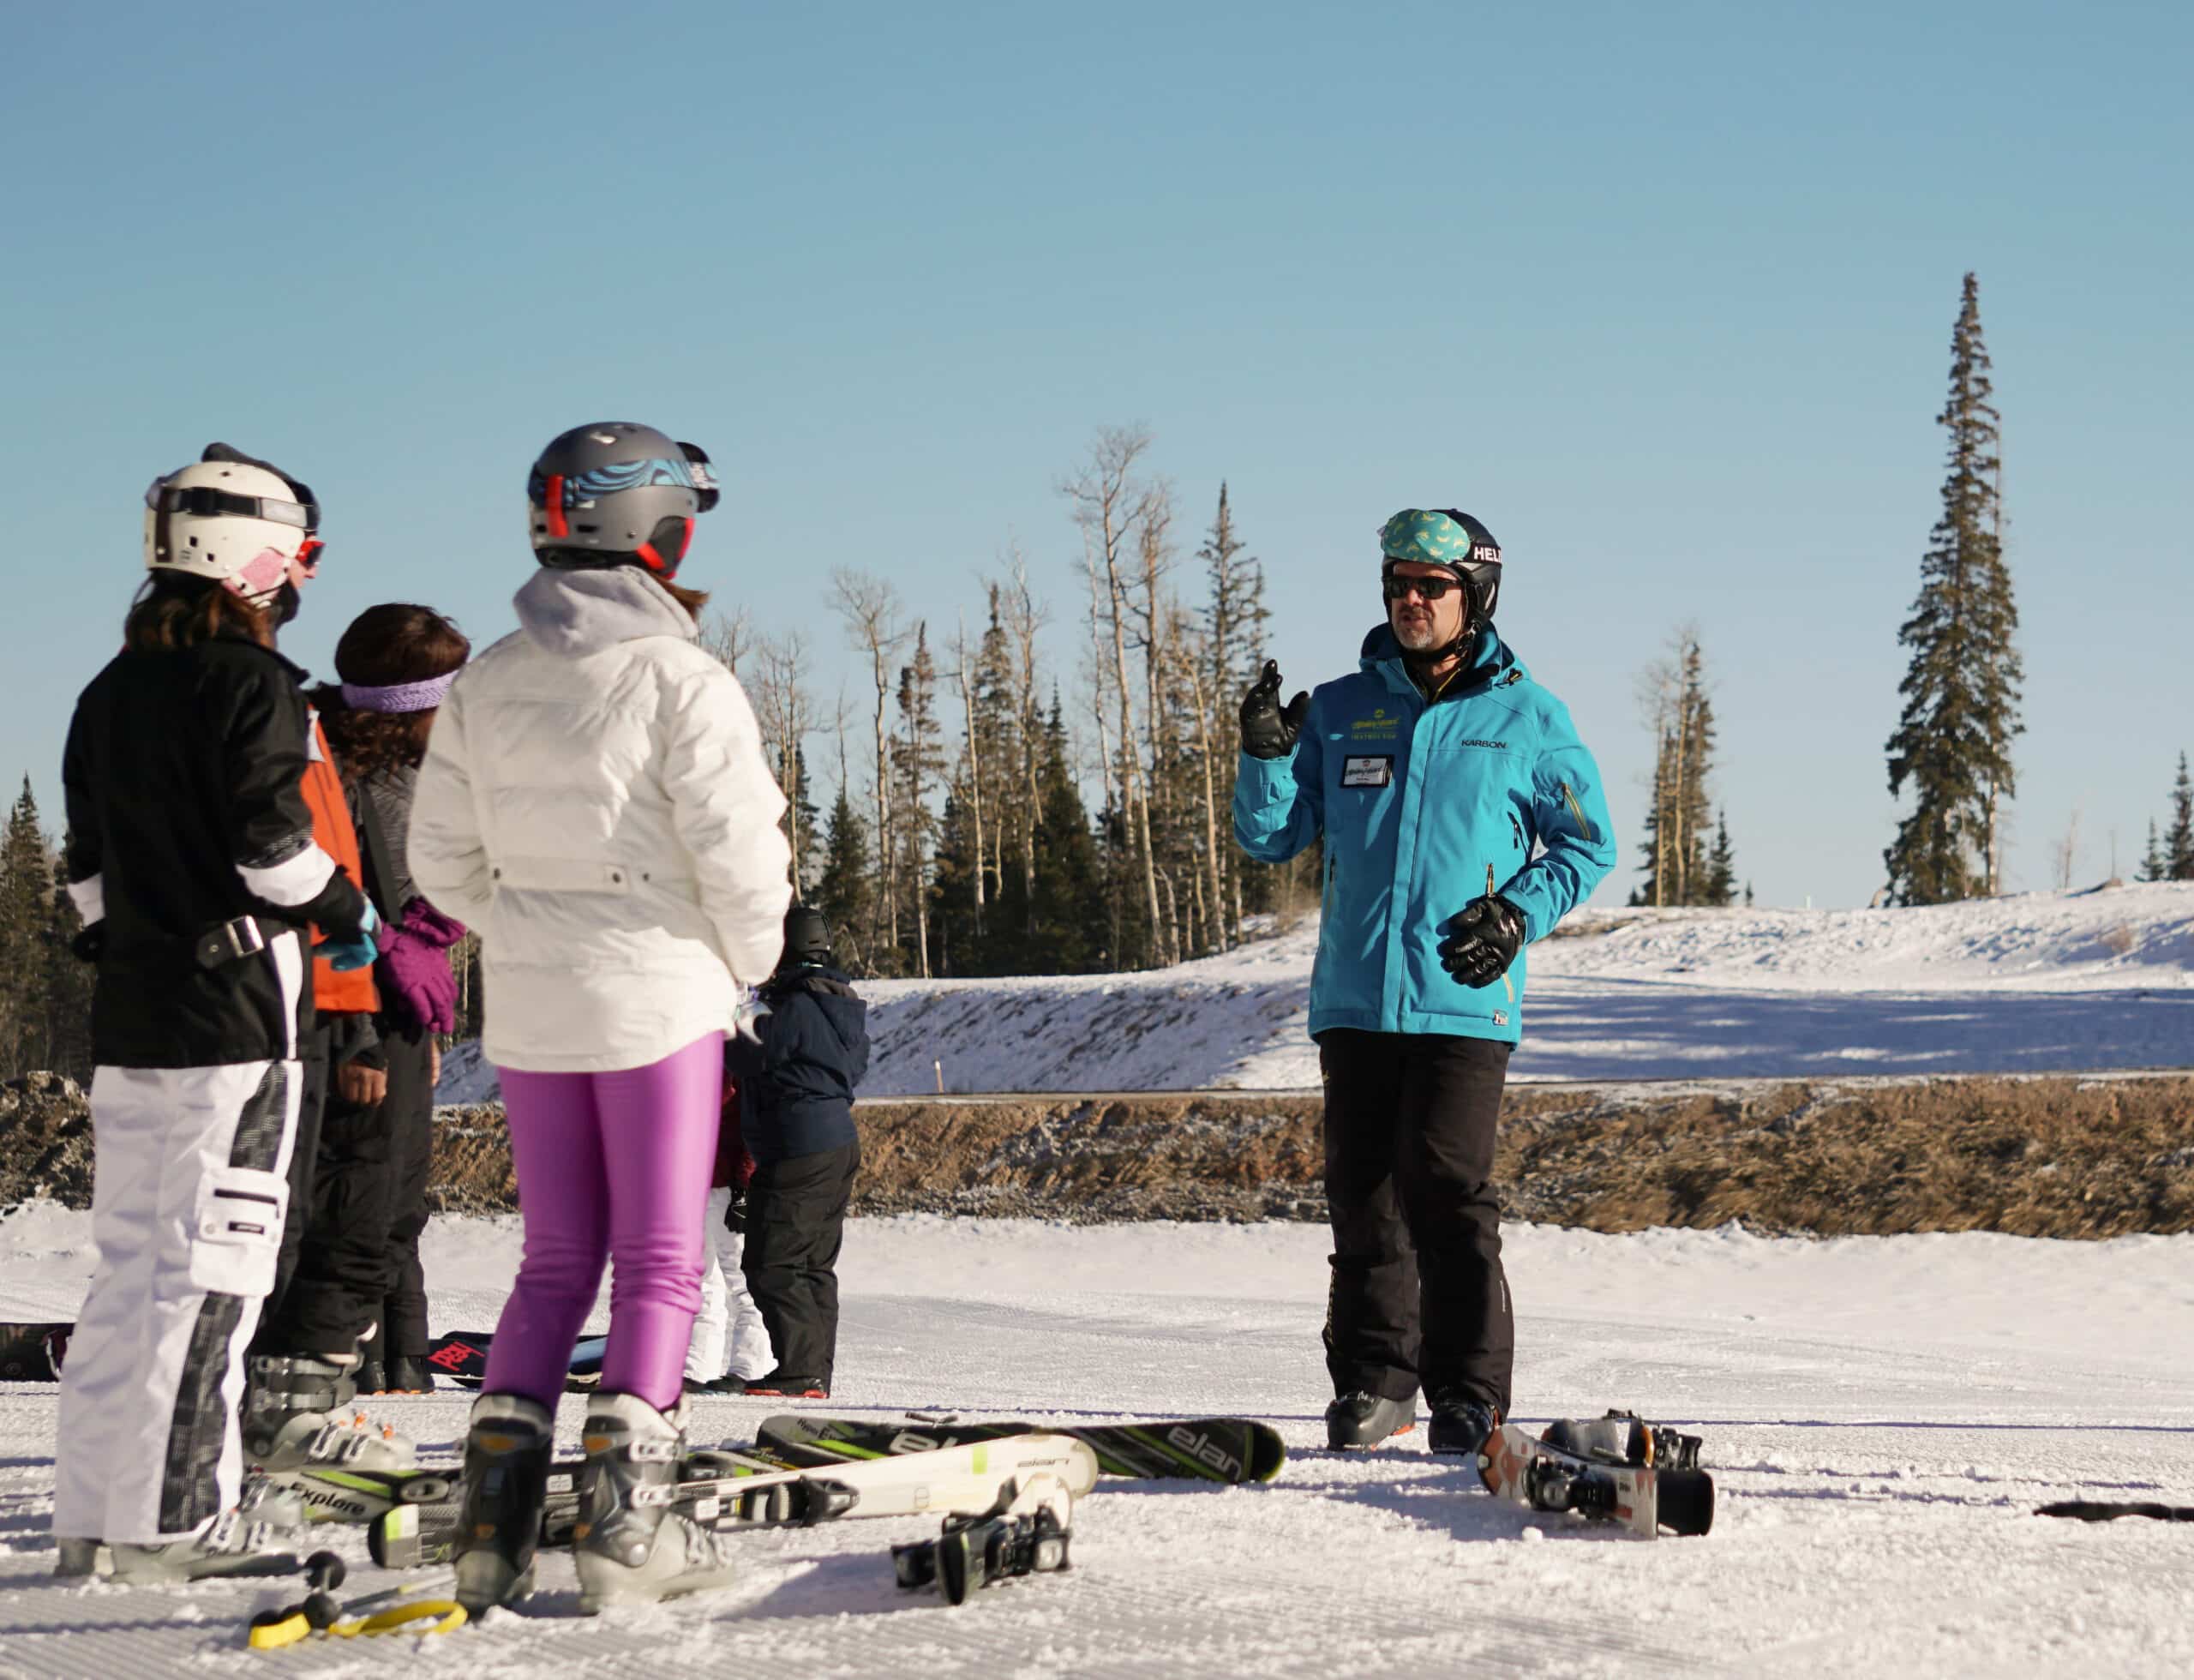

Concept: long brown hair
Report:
left=663, top=579, right=710, bottom=622
left=311, top=603, right=471, bottom=778
left=123, top=574, right=271, bottom=652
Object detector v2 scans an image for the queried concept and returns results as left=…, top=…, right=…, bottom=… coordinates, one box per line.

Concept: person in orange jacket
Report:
left=237, top=533, right=417, bottom=1475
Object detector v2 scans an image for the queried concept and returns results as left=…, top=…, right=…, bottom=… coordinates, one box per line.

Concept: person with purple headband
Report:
left=308, top=605, right=472, bottom=1397
left=411, top=423, right=791, bottom=1614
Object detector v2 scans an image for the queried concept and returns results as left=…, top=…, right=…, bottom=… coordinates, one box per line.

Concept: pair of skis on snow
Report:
left=276, top=1413, right=1286, bottom=1575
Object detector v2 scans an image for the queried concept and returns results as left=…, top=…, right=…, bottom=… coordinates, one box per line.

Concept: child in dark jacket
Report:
left=727, top=904, right=869, bottom=1398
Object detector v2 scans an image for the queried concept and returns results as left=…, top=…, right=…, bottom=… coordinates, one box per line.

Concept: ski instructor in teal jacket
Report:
left=1234, top=507, right=1616, bottom=1455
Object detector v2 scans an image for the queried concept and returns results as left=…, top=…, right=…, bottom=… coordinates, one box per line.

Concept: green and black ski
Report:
left=758, top=1412, right=1287, bottom=1485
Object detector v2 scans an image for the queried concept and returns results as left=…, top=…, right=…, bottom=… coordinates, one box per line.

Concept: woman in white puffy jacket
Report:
left=409, top=423, right=791, bottom=1611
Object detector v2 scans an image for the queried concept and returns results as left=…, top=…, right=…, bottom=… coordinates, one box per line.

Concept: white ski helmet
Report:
left=143, top=443, right=321, bottom=606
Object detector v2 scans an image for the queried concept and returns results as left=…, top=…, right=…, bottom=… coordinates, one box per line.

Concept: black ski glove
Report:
left=69, top=923, right=105, bottom=963
left=1239, top=659, right=1310, bottom=759
left=1440, top=894, right=1526, bottom=988
left=724, top=1191, right=748, bottom=1234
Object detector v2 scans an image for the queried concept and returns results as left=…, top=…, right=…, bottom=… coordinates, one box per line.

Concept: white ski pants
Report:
left=684, top=1185, right=774, bottom=1383
left=54, top=936, right=305, bottom=1544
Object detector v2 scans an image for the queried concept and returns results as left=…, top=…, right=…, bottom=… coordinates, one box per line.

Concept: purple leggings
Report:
left=485, top=1032, right=724, bottom=1413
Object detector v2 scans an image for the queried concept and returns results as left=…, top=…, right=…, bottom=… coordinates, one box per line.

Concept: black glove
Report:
left=1440, top=895, right=1526, bottom=988
left=1239, top=659, right=1310, bottom=759
left=724, top=1191, right=748, bottom=1234
left=69, top=923, right=106, bottom=963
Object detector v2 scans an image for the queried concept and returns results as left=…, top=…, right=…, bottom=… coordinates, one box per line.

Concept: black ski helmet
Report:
left=1378, top=507, right=1502, bottom=638
left=527, top=422, right=719, bottom=579
left=781, top=903, right=833, bottom=969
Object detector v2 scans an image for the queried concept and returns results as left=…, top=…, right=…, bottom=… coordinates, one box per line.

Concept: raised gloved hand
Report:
left=322, top=898, right=381, bottom=974
left=1239, top=659, right=1310, bottom=759
left=70, top=922, right=106, bottom=963
left=1439, top=894, right=1526, bottom=988
left=377, top=899, right=465, bottom=1034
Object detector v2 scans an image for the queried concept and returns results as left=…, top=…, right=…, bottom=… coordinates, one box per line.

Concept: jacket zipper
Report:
left=1560, top=780, right=1596, bottom=844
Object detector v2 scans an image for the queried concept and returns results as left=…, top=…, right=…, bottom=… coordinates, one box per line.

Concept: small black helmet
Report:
left=526, top=421, right=719, bottom=579
left=780, top=903, right=833, bottom=969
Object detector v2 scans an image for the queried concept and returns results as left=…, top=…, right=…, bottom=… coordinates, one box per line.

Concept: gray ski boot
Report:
left=1325, top=1391, right=1417, bottom=1449
left=52, top=1538, right=110, bottom=1578
left=572, top=1392, right=740, bottom=1613
left=453, top=1392, right=555, bottom=1613
left=107, top=1510, right=298, bottom=1583
left=243, top=1353, right=417, bottom=1473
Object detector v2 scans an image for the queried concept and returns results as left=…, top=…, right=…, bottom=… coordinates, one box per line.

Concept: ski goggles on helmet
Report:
left=146, top=479, right=321, bottom=532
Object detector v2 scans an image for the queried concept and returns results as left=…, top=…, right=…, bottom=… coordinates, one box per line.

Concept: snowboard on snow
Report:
left=423, top=1329, right=608, bottom=1391
left=1477, top=1421, right=1714, bottom=1538
left=346, top=1434, right=1100, bottom=1569
left=0, top=1322, right=71, bottom=1380
left=758, top=1412, right=1288, bottom=1485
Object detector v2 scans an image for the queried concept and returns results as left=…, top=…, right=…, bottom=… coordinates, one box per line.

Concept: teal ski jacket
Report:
left=1233, top=623, right=1616, bottom=1043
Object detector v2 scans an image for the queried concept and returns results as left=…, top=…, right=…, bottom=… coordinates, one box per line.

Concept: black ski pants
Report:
left=376, top=1025, right=435, bottom=1362
left=1318, top=1029, right=1513, bottom=1414
left=255, top=1017, right=389, bottom=1358
left=741, top=1141, right=860, bottom=1386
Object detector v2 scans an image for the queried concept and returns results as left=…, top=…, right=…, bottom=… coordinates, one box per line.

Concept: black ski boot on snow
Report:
left=1325, top=1392, right=1416, bottom=1449
left=453, top=1393, right=554, bottom=1613
left=1428, top=1395, right=1501, bottom=1457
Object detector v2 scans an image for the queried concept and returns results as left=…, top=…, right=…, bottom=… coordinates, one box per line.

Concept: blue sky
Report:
left=4, top=0, right=2188, bottom=909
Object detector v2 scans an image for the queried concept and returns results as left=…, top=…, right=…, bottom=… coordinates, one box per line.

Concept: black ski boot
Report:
left=1325, top=1392, right=1415, bottom=1449
left=1428, top=1395, right=1501, bottom=1457
left=381, top=1355, right=434, bottom=1395
left=453, top=1393, right=554, bottom=1613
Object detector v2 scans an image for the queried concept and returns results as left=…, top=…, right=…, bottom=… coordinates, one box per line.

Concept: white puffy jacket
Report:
left=410, top=567, right=792, bottom=1073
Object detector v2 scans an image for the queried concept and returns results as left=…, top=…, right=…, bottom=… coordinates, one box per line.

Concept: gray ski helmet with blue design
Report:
left=1378, top=507, right=1503, bottom=628
left=526, top=421, right=720, bottom=579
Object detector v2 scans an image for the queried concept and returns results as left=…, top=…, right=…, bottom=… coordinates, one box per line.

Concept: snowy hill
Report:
left=437, top=884, right=2194, bottom=1102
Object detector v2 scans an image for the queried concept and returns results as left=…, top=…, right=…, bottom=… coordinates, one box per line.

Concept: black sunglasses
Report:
left=1382, top=573, right=1460, bottom=602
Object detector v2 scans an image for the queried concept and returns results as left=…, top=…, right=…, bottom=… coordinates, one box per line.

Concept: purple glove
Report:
left=375, top=897, right=467, bottom=1035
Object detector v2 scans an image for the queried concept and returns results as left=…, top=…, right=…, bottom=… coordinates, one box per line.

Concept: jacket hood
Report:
left=513, top=565, right=698, bottom=658
left=1358, top=621, right=1526, bottom=692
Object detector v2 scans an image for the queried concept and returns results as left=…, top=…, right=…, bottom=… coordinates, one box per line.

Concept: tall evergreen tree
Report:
left=42, top=848, right=94, bottom=1083
left=2166, top=751, right=2194, bottom=882
left=813, top=787, right=873, bottom=976
left=0, top=779, right=55, bottom=1076
left=1884, top=273, right=2023, bottom=904
left=1028, top=701, right=1104, bottom=972
left=2137, top=818, right=2167, bottom=885
left=1704, top=810, right=1737, bottom=907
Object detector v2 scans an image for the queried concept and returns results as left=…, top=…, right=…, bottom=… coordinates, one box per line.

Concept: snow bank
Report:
left=434, top=884, right=2194, bottom=1101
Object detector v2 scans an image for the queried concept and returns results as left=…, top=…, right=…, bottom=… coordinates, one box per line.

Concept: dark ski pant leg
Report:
left=377, top=1026, right=435, bottom=1360
left=253, top=1020, right=331, bottom=1355
left=1318, top=1029, right=1421, bottom=1401
left=1394, top=1035, right=1513, bottom=1414
left=256, top=1021, right=390, bottom=1357
left=741, top=1142, right=860, bottom=1386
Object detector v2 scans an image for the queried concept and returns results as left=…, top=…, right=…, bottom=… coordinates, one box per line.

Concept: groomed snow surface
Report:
left=3, top=1206, right=2191, bottom=1677
left=430, top=883, right=2194, bottom=1105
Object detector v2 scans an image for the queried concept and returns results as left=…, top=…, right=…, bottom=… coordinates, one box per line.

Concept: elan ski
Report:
left=759, top=1412, right=1287, bottom=1485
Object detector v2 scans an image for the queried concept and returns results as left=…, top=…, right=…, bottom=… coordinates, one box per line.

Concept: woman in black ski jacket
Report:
left=54, top=447, right=376, bottom=1583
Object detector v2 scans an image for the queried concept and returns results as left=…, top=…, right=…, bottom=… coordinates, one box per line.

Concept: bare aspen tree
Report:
left=1061, top=426, right=1165, bottom=967
left=893, top=624, right=945, bottom=977
left=699, top=607, right=753, bottom=677
left=999, top=551, right=1047, bottom=930
left=952, top=612, right=986, bottom=939
left=830, top=568, right=909, bottom=956
left=753, top=631, right=816, bottom=897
